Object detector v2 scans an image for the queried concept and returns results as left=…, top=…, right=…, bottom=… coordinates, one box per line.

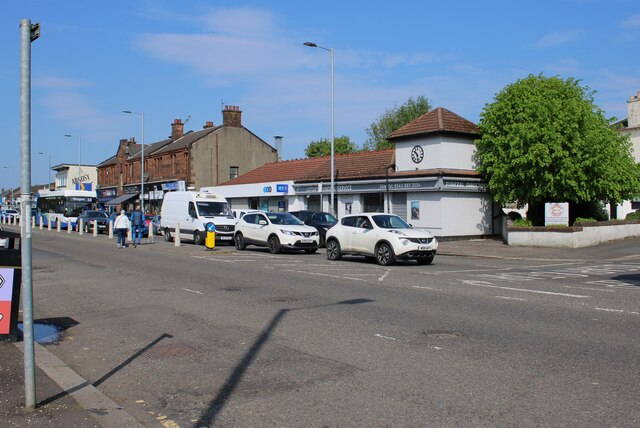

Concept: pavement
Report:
left=1, top=225, right=637, bottom=426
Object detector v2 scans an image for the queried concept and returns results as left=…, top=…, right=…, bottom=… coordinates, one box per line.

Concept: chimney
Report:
left=171, top=119, right=184, bottom=140
left=222, top=105, right=242, bottom=127
left=274, top=136, right=283, bottom=161
left=628, top=91, right=640, bottom=128
left=203, top=121, right=215, bottom=129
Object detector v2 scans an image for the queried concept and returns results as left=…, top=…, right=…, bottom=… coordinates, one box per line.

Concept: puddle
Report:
left=18, top=323, right=62, bottom=344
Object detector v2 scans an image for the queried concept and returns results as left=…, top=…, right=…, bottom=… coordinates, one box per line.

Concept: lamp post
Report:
left=64, top=134, right=81, bottom=186
left=2, top=166, right=15, bottom=205
left=304, top=41, right=335, bottom=214
left=123, top=110, right=145, bottom=214
left=385, top=163, right=396, bottom=213
left=37, top=152, right=51, bottom=189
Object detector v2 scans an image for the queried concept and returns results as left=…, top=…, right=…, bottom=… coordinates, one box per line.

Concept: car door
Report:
left=352, top=215, right=377, bottom=254
left=253, top=213, right=271, bottom=245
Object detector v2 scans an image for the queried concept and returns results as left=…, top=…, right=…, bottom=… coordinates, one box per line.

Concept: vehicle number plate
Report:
left=219, top=236, right=232, bottom=240
left=418, top=245, right=431, bottom=251
left=301, top=239, right=313, bottom=243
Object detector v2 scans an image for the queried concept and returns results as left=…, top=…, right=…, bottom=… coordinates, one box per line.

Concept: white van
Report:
left=160, top=191, right=237, bottom=245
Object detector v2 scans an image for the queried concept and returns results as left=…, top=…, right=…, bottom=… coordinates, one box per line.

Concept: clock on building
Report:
left=411, top=145, right=424, bottom=164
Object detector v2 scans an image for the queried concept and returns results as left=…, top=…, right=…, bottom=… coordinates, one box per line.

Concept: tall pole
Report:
left=123, top=110, right=145, bottom=214
left=20, top=18, right=39, bottom=411
left=304, top=42, right=335, bottom=214
left=64, top=134, right=81, bottom=186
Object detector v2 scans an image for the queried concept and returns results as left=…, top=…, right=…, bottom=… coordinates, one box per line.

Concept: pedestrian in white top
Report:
left=114, top=209, right=130, bottom=248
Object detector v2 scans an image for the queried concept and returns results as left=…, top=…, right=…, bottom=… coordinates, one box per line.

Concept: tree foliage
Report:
left=305, top=135, right=358, bottom=158
left=475, top=74, right=640, bottom=214
left=364, top=96, right=432, bottom=151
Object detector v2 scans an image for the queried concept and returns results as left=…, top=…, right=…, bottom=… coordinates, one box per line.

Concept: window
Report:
left=342, top=216, right=358, bottom=227
left=363, top=193, right=384, bottom=212
left=230, top=166, right=239, bottom=180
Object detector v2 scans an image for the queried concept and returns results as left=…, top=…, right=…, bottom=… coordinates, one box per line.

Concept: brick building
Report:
left=97, top=106, right=278, bottom=212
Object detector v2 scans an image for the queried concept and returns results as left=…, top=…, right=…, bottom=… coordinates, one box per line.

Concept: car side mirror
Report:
left=259, top=220, right=267, bottom=225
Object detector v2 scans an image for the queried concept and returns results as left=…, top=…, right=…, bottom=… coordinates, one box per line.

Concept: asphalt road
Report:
left=17, top=229, right=640, bottom=426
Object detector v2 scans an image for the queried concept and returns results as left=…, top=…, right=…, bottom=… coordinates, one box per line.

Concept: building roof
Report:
left=218, top=148, right=481, bottom=186
left=387, top=107, right=480, bottom=140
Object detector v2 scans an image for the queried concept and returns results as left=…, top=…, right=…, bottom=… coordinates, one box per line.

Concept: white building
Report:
left=204, top=107, right=498, bottom=239
left=52, top=163, right=98, bottom=191
left=613, top=91, right=640, bottom=218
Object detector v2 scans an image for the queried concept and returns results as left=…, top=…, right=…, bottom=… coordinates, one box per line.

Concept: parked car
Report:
left=78, top=210, right=109, bottom=234
left=2, top=208, right=20, bottom=222
left=325, top=213, right=438, bottom=266
left=234, top=211, right=319, bottom=254
left=289, top=210, right=337, bottom=247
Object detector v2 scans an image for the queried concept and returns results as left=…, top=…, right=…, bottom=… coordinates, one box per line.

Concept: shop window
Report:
left=363, top=193, right=384, bottom=212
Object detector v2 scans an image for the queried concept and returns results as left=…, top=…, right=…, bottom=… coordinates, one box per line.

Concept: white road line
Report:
left=285, top=270, right=366, bottom=282
left=562, top=285, right=615, bottom=293
left=182, top=288, right=203, bottom=295
left=374, top=333, right=397, bottom=341
left=594, top=307, right=624, bottom=313
left=412, top=286, right=434, bottom=290
left=461, top=280, right=589, bottom=298
left=378, top=269, right=391, bottom=282
left=496, top=296, right=526, bottom=301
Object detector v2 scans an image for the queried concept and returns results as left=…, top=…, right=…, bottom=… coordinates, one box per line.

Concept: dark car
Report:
left=150, top=214, right=162, bottom=235
left=78, top=210, right=109, bottom=234
left=289, top=210, right=338, bottom=247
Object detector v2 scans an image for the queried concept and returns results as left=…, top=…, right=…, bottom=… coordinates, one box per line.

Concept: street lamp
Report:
left=2, top=166, right=15, bottom=205
left=37, top=152, right=52, bottom=189
left=64, top=134, right=81, bottom=186
left=385, top=163, right=397, bottom=213
left=123, top=110, right=145, bottom=214
left=304, top=41, right=335, bottom=214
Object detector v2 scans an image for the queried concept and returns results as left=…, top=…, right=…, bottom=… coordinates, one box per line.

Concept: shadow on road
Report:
left=195, top=298, right=374, bottom=427
left=610, top=273, right=640, bottom=287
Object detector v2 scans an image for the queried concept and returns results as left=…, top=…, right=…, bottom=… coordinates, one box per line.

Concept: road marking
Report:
left=496, top=296, right=526, bottom=301
left=285, top=270, right=366, bottom=282
left=378, top=269, right=391, bottom=282
left=182, top=288, right=203, bottom=295
left=374, top=333, right=397, bottom=341
left=562, top=285, right=615, bottom=293
left=412, top=285, right=434, bottom=290
left=460, top=280, right=589, bottom=298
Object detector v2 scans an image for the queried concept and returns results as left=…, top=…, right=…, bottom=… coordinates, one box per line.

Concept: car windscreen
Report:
left=372, top=214, right=411, bottom=229
left=196, top=201, right=232, bottom=217
left=84, top=211, right=108, bottom=219
left=267, top=213, right=304, bottom=225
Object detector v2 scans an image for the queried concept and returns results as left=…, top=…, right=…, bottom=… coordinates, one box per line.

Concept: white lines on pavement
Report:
left=374, top=333, right=397, bottom=341
left=587, top=279, right=640, bottom=289
left=459, top=280, right=590, bottom=298
left=496, top=296, right=527, bottom=301
left=182, top=288, right=203, bottom=295
left=594, top=307, right=640, bottom=315
left=285, top=269, right=366, bottom=282
left=378, top=269, right=391, bottom=282
left=562, top=285, right=615, bottom=293
left=412, top=285, right=434, bottom=290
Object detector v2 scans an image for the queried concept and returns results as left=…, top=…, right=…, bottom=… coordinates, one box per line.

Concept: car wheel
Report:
left=305, top=248, right=317, bottom=254
left=268, top=235, right=281, bottom=254
left=375, top=242, right=395, bottom=266
left=235, top=233, right=247, bottom=250
left=326, top=239, right=342, bottom=261
left=416, top=254, right=435, bottom=265
left=193, top=231, right=204, bottom=246
left=164, top=228, right=173, bottom=242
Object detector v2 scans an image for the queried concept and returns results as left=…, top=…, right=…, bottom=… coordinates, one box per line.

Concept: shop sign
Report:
left=163, top=182, right=178, bottom=191
left=545, top=202, right=569, bottom=226
left=123, top=185, right=140, bottom=194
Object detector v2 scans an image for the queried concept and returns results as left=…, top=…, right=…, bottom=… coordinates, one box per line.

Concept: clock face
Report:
left=411, top=145, right=424, bottom=164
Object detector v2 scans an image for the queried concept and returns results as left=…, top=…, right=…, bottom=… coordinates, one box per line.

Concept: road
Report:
left=16, top=228, right=640, bottom=426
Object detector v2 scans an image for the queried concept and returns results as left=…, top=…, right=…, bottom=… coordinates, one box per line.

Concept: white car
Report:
left=234, top=211, right=319, bottom=254
left=325, top=213, right=438, bottom=265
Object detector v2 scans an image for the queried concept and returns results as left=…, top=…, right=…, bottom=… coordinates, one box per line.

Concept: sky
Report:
left=2, top=0, right=640, bottom=191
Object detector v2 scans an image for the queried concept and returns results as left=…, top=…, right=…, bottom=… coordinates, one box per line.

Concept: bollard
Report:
left=47, top=217, right=51, bottom=231
left=108, top=222, right=113, bottom=239
left=31, top=216, right=35, bottom=228
left=39, top=216, right=43, bottom=230
left=174, top=223, right=181, bottom=247
left=78, top=219, right=84, bottom=236
left=57, top=219, right=61, bottom=233
left=93, top=220, right=98, bottom=237
left=67, top=219, right=72, bottom=234
left=127, top=228, right=132, bottom=246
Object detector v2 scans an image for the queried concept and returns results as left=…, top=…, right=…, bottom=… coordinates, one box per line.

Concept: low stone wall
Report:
left=506, top=220, right=640, bottom=248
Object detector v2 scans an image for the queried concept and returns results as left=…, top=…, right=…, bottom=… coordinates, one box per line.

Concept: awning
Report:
left=105, top=194, right=137, bottom=206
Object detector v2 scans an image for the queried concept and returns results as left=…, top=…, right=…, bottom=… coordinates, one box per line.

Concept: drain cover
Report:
left=143, top=343, right=199, bottom=360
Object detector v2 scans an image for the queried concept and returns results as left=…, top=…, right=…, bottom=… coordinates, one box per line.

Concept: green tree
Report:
left=363, top=95, right=432, bottom=151
left=475, top=74, right=640, bottom=224
left=305, top=135, right=358, bottom=157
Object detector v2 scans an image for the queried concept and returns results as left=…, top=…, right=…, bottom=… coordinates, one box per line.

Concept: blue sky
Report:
left=2, top=0, right=640, bottom=190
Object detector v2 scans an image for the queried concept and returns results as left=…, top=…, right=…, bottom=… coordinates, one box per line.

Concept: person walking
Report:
left=131, top=205, right=144, bottom=248
left=114, top=209, right=130, bottom=248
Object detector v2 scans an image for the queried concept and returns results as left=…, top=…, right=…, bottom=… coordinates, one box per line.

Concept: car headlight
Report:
left=280, top=229, right=295, bottom=236
left=399, top=238, right=411, bottom=246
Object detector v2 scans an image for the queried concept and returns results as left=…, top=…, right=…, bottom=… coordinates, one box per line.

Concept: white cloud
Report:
left=34, top=76, right=93, bottom=90
left=620, top=14, right=640, bottom=30
left=536, top=30, right=583, bottom=48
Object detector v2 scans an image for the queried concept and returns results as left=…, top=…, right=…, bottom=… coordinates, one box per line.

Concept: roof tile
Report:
left=387, top=107, right=479, bottom=140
